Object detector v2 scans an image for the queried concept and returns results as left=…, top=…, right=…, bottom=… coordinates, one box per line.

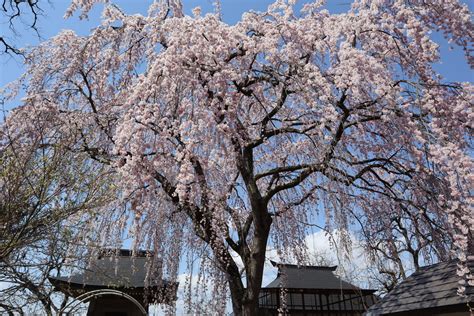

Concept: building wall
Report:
left=259, top=290, right=376, bottom=314
left=87, top=295, right=146, bottom=316
left=258, top=309, right=365, bottom=316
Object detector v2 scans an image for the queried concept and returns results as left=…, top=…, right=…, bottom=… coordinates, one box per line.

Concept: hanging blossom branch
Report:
left=2, top=0, right=473, bottom=314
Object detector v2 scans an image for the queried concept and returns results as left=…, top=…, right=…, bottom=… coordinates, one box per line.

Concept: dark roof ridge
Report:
left=366, top=259, right=474, bottom=315
left=270, top=260, right=337, bottom=271
left=409, top=258, right=472, bottom=277
left=97, top=248, right=154, bottom=258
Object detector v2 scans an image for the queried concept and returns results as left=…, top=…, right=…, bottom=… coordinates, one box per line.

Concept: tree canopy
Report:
left=2, top=0, right=473, bottom=315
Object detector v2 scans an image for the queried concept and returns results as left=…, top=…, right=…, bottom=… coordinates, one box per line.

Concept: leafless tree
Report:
left=0, top=227, right=71, bottom=315
left=0, top=109, right=116, bottom=314
left=354, top=202, right=453, bottom=294
left=0, top=0, right=46, bottom=55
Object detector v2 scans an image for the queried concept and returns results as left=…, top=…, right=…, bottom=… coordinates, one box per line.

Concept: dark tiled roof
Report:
left=264, top=261, right=373, bottom=291
left=49, top=249, right=171, bottom=289
left=366, top=259, right=474, bottom=315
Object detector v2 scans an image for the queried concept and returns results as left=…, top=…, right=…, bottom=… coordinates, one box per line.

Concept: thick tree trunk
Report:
left=226, top=142, right=273, bottom=316
left=228, top=269, right=263, bottom=316
left=228, top=213, right=272, bottom=316
left=228, top=273, right=245, bottom=316
left=226, top=235, right=271, bottom=316
left=242, top=301, right=259, bottom=316
left=228, top=274, right=262, bottom=316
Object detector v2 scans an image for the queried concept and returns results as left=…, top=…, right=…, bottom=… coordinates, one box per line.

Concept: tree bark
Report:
left=242, top=302, right=258, bottom=316
left=225, top=141, right=273, bottom=316
left=242, top=217, right=272, bottom=316
left=224, top=209, right=271, bottom=316
left=228, top=276, right=245, bottom=316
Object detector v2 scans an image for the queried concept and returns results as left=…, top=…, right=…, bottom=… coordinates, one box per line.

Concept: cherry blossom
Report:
left=3, top=1, right=473, bottom=314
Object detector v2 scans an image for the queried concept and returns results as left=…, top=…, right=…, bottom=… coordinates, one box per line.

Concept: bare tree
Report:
left=0, top=0, right=47, bottom=55
left=0, top=226, right=71, bottom=315
left=355, top=201, right=453, bottom=294
left=0, top=107, right=116, bottom=314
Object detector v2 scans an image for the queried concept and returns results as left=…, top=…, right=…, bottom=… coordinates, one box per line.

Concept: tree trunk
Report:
left=228, top=274, right=261, bottom=316
left=242, top=301, right=259, bottom=316
left=229, top=213, right=272, bottom=316
left=226, top=231, right=270, bottom=316
left=226, top=143, right=273, bottom=315
left=228, top=272, right=245, bottom=316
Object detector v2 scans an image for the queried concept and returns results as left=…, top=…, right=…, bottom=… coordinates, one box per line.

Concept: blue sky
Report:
left=0, top=0, right=472, bottom=91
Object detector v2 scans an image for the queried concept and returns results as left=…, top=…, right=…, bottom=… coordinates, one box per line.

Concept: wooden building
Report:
left=49, top=249, right=178, bottom=316
left=366, top=259, right=474, bottom=316
left=258, top=262, right=377, bottom=315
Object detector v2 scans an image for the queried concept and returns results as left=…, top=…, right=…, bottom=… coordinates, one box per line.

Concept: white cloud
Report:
left=149, top=229, right=375, bottom=315
left=262, top=229, right=374, bottom=289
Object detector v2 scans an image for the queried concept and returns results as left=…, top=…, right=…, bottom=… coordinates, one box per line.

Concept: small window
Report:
left=270, top=292, right=277, bottom=307
left=320, top=294, right=328, bottom=310
left=328, top=294, right=341, bottom=310
left=290, top=293, right=303, bottom=309
left=351, top=294, right=363, bottom=310
left=304, top=293, right=316, bottom=309
left=343, top=294, right=352, bottom=310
